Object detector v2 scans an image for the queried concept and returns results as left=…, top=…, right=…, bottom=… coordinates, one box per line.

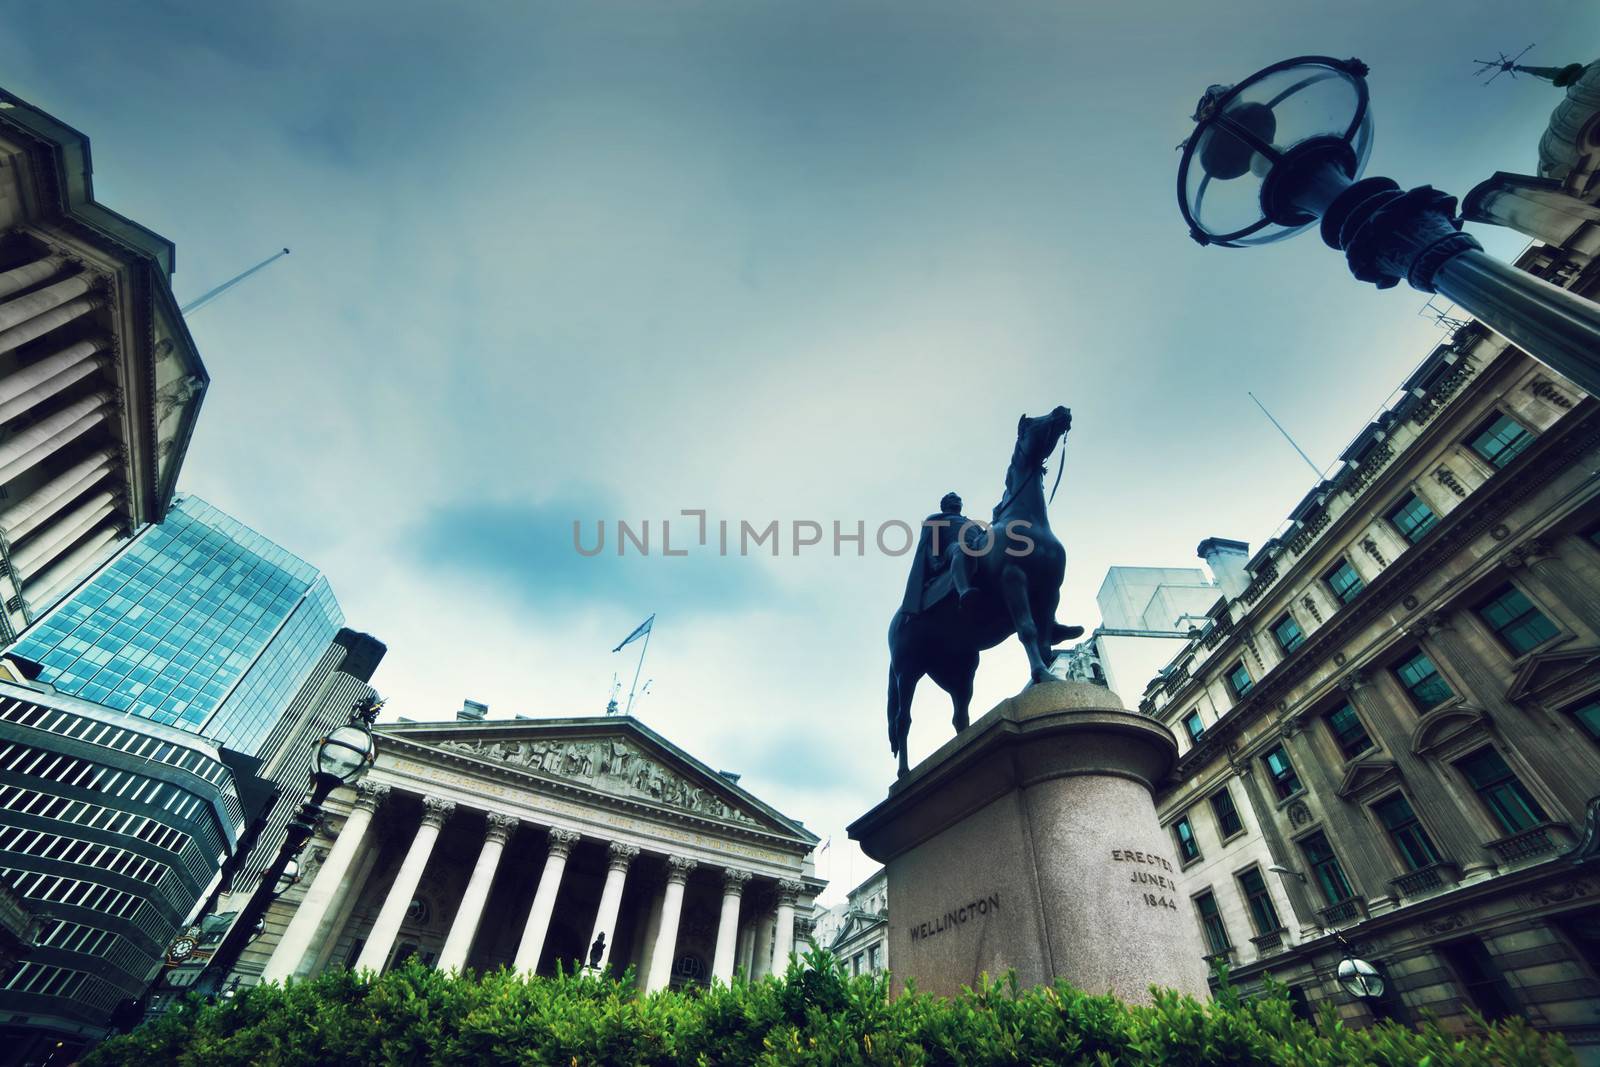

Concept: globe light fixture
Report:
left=194, top=700, right=381, bottom=995
left=1336, top=955, right=1386, bottom=1000
left=1178, top=55, right=1600, bottom=399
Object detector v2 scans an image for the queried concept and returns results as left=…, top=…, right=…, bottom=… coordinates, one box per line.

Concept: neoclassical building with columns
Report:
left=235, top=712, right=823, bottom=990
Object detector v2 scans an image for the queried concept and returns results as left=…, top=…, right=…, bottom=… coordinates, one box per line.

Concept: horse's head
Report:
left=1015, top=406, right=1072, bottom=467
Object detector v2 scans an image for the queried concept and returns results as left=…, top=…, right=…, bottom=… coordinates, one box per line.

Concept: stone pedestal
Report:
left=847, top=680, right=1211, bottom=1003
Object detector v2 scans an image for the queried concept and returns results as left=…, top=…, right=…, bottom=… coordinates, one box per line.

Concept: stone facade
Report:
left=817, top=868, right=888, bottom=978
left=1139, top=226, right=1600, bottom=1056
left=239, top=715, right=823, bottom=991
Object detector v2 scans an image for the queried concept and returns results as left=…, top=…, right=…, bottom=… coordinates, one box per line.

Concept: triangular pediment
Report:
left=1506, top=646, right=1600, bottom=705
left=1410, top=704, right=1491, bottom=758
left=374, top=716, right=816, bottom=844
left=1336, top=757, right=1400, bottom=800
left=827, top=908, right=886, bottom=951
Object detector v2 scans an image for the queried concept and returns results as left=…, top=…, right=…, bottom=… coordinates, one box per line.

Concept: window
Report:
left=1477, top=584, right=1558, bottom=655
left=1394, top=649, right=1453, bottom=711
left=1237, top=867, right=1282, bottom=935
left=1210, top=786, right=1244, bottom=838
left=1194, top=891, right=1231, bottom=954
left=1324, top=559, right=1364, bottom=605
left=1173, top=815, right=1201, bottom=863
left=1324, top=703, right=1373, bottom=759
left=1386, top=492, right=1439, bottom=544
left=1272, top=614, right=1306, bottom=654
left=867, top=945, right=880, bottom=971
left=1299, top=830, right=1355, bottom=905
left=1469, top=412, right=1535, bottom=470
left=1182, top=710, right=1205, bottom=744
left=1372, top=793, right=1441, bottom=872
left=1440, top=939, right=1518, bottom=1020
left=1457, top=747, right=1548, bottom=834
left=1227, top=661, right=1253, bottom=698
left=1262, top=745, right=1303, bottom=800
left=1569, top=698, right=1600, bottom=744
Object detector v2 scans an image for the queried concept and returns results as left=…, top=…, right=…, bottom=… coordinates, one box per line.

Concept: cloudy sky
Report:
left=3, top=1, right=1595, bottom=900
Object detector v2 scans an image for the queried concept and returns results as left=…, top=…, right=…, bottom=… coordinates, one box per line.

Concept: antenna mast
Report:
left=1248, top=391, right=1324, bottom=478
left=181, top=248, right=291, bottom=316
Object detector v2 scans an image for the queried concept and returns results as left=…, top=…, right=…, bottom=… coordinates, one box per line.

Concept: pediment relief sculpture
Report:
left=436, top=735, right=759, bottom=827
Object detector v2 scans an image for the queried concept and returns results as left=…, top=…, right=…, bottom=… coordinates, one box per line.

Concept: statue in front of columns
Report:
left=886, top=407, right=1085, bottom=777
left=588, top=932, right=606, bottom=969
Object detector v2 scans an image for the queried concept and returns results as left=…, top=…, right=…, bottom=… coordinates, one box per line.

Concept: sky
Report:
left=2, top=0, right=1596, bottom=903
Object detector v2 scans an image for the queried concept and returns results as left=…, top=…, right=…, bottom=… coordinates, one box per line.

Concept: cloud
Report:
left=410, top=489, right=788, bottom=617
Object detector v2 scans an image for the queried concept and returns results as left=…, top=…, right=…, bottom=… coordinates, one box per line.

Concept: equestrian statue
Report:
left=887, top=406, right=1083, bottom=778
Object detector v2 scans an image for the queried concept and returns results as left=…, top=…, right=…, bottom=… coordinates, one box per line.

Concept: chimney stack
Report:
left=1196, top=538, right=1252, bottom=600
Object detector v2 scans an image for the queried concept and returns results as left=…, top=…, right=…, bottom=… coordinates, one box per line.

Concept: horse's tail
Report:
left=886, top=664, right=899, bottom=755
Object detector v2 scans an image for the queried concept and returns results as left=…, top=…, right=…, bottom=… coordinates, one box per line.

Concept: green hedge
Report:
left=90, top=953, right=1570, bottom=1066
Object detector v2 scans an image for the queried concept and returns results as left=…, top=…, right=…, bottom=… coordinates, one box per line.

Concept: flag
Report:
left=612, top=614, right=655, bottom=653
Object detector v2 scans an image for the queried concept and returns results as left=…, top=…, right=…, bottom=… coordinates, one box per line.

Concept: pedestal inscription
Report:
left=849, top=680, right=1211, bottom=1003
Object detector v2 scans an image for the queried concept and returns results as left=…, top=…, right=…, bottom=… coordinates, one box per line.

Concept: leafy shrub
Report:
left=88, top=951, right=1572, bottom=1066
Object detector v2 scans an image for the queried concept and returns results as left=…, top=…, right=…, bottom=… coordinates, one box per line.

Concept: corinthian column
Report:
left=513, top=828, right=580, bottom=972
left=354, top=796, right=454, bottom=973
left=645, top=856, right=696, bottom=993
left=772, top=879, right=802, bottom=968
left=436, top=813, right=519, bottom=972
left=1410, top=611, right=1508, bottom=711
left=262, top=780, right=388, bottom=982
left=711, top=868, right=751, bottom=982
left=585, top=842, right=639, bottom=972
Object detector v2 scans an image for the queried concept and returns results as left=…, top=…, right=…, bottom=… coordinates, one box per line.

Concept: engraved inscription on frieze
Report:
left=437, top=736, right=758, bottom=826
left=1111, top=849, right=1179, bottom=911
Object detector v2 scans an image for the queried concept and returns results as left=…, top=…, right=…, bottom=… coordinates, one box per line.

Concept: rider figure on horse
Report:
left=898, top=491, right=976, bottom=616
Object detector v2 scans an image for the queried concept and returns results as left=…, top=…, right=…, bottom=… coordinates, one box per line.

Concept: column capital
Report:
left=352, top=780, right=390, bottom=813
left=606, top=841, right=641, bottom=872
left=1406, top=611, right=1452, bottom=639
left=420, top=796, right=456, bottom=828
left=547, top=827, right=581, bottom=858
left=1336, top=669, right=1370, bottom=694
left=665, top=855, right=697, bottom=884
left=485, top=812, right=520, bottom=844
left=722, top=868, right=753, bottom=894
left=776, top=878, right=804, bottom=906
left=794, top=916, right=817, bottom=938
left=1507, top=538, right=1555, bottom=568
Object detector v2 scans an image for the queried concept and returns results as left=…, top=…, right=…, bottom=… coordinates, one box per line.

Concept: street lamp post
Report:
left=1177, top=55, right=1600, bottom=399
left=192, top=699, right=381, bottom=996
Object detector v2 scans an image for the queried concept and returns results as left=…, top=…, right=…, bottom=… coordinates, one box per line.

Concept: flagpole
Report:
left=624, top=624, right=652, bottom=717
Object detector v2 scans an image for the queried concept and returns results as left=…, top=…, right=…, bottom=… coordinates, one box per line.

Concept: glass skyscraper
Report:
left=5, top=495, right=344, bottom=756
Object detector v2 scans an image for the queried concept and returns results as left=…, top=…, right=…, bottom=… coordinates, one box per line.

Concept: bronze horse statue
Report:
left=887, top=406, right=1082, bottom=777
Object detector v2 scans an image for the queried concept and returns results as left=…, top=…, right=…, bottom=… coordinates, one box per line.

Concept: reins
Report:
left=993, top=434, right=1067, bottom=521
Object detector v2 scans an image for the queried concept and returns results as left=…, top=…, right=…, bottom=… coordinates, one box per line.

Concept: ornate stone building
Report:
left=1139, top=220, right=1600, bottom=1052
left=240, top=712, right=823, bottom=990
left=0, top=86, right=208, bottom=638
left=815, top=868, right=888, bottom=978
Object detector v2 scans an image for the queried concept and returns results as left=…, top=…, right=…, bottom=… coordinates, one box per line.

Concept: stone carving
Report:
left=665, top=855, right=698, bottom=883
left=547, top=827, right=581, bottom=857
left=440, top=734, right=759, bottom=826
left=1526, top=377, right=1574, bottom=409
left=1333, top=652, right=1347, bottom=667
left=1286, top=800, right=1312, bottom=827
left=723, top=868, right=753, bottom=893
left=1506, top=539, right=1553, bottom=570
left=485, top=812, right=520, bottom=844
left=1337, top=670, right=1369, bottom=693
left=1490, top=523, right=1511, bottom=541
left=1402, top=594, right=1420, bottom=610
left=1433, top=465, right=1468, bottom=498
left=353, top=780, right=390, bottom=812
left=1525, top=880, right=1595, bottom=907
left=607, top=842, right=641, bottom=871
left=1359, top=536, right=1387, bottom=568
left=1300, top=595, right=1322, bottom=625
left=1421, top=912, right=1466, bottom=935
left=420, top=796, right=456, bottom=827
left=777, top=878, right=805, bottom=906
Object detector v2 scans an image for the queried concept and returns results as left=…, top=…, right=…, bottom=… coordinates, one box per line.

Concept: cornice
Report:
left=1173, top=401, right=1600, bottom=778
